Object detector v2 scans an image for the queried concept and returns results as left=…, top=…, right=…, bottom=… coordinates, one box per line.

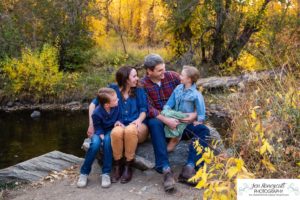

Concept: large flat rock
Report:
left=136, top=125, right=224, bottom=168
left=0, top=151, right=83, bottom=184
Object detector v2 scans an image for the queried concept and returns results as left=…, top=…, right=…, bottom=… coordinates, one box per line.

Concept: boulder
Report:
left=30, top=110, right=41, bottom=118
left=81, top=125, right=225, bottom=170
left=0, top=151, right=83, bottom=184
left=7, top=101, right=14, bottom=107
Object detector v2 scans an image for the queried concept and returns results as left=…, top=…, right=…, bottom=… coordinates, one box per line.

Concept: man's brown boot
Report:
left=120, top=160, right=133, bottom=183
left=163, top=169, right=176, bottom=192
left=178, top=165, right=196, bottom=186
left=111, top=159, right=123, bottom=183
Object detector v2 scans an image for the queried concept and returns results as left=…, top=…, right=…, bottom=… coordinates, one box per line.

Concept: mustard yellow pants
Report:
left=111, top=124, right=148, bottom=161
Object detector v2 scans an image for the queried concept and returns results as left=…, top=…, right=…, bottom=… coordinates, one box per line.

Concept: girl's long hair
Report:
left=115, top=66, right=136, bottom=98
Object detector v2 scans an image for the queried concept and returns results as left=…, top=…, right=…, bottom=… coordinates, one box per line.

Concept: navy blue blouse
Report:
left=92, top=84, right=148, bottom=126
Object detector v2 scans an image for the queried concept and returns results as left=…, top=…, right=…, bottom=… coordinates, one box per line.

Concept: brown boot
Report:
left=111, top=159, right=123, bottom=183
left=178, top=165, right=196, bottom=186
left=120, top=160, right=133, bottom=183
left=163, top=169, right=175, bottom=192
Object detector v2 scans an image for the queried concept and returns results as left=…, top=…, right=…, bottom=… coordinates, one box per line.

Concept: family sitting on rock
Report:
left=77, top=53, right=210, bottom=192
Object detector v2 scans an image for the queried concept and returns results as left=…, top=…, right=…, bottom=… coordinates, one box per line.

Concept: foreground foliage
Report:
left=192, top=68, right=300, bottom=199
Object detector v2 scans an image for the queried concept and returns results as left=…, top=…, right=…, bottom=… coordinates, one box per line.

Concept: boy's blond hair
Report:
left=183, top=65, right=200, bottom=84
left=96, top=88, right=116, bottom=106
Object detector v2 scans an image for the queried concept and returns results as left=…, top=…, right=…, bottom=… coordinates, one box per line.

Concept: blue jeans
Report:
left=182, top=123, right=210, bottom=169
left=80, top=132, right=113, bottom=175
left=147, top=118, right=210, bottom=173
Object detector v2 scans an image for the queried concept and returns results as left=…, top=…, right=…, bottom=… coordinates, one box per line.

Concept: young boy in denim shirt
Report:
left=77, top=88, right=122, bottom=188
left=163, top=65, right=206, bottom=152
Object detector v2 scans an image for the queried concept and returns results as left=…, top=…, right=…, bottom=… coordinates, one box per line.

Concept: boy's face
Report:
left=147, top=63, right=165, bottom=81
left=180, top=69, right=192, bottom=85
left=108, top=93, right=119, bottom=107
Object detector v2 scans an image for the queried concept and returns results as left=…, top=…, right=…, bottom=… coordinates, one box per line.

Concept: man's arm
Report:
left=156, top=114, right=180, bottom=130
left=146, top=92, right=179, bottom=130
left=146, top=92, right=160, bottom=118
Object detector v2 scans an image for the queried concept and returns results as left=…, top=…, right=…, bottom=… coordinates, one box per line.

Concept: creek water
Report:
left=0, top=111, right=87, bottom=169
left=0, top=110, right=230, bottom=169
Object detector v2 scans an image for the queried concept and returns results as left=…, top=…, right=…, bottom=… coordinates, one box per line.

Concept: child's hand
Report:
left=193, top=121, right=203, bottom=126
left=115, top=121, right=125, bottom=127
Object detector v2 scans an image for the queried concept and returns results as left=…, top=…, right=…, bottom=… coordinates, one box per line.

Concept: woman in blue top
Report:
left=110, top=66, right=149, bottom=184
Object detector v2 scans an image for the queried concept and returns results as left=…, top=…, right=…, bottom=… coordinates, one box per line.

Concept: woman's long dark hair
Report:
left=115, top=66, right=136, bottom=97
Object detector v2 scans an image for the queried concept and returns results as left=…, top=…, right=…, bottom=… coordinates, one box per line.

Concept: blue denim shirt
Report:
left=92, top=84, right=148, bottom=126
left=92, top=105, right=121, bottom=136
left=163, top=83, right=206, bottom=121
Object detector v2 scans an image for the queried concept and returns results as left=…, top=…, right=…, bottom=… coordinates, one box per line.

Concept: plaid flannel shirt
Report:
left=140, top=71, right=180, bottom=118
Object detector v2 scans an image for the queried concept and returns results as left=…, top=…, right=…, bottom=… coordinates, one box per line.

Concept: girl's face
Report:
left=127, top=69, right=139, bottom=87
left=180, top=69, right=191, bottom=85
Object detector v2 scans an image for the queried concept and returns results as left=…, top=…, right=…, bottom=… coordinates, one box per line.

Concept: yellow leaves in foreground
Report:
left=261, top=159, right=277, bottom=172
left=195, top=164, right=208, bottom=189
left=196, top=147, right=214, bottom=165
left=259, top=139, right=274, bottom=155
left=250, top=106, right=260, bottom=120
left=226, top=158, right=250, bottom=179
left=250, top=109, right=257, bottom=120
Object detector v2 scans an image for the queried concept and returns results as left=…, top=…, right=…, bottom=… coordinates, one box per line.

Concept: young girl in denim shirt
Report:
left=163, top=65, right=206, bottom=152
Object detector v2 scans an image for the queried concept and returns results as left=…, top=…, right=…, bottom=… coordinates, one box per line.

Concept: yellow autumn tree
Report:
left=3, top=44, right=63, bottom=99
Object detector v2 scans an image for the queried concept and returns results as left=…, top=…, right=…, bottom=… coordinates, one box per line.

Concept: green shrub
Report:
left=2, top=44, right=63, bottom=100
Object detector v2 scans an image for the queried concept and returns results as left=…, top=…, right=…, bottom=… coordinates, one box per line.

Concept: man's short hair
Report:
left=96, top=88, right=116, bottom=106
left=144, top=53, right=164, bottom=71
left=183, top=65, right=200, bottom=84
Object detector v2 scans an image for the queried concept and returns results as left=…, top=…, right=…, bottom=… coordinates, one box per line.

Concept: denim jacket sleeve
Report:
left=163, top=90, right=176, bottom=110
left=195, top=92, right=206, bottom=121
left=136, top=88, right=148, bottom=114
left=92, top=112, right=104, bottom=135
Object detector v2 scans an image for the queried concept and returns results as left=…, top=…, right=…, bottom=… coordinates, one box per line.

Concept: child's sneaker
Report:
left=81, top=138, right=91, bottom=151
left=77, top=174, right=88, bottom=188
left=101, top=174, right=111, bottom=188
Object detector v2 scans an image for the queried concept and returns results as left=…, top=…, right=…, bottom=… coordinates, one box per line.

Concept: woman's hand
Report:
left=87, top=125, right=94, bottom=138
left=131, top=118, right=142, bottom=131
left=115, top=121, right=125, bottom=127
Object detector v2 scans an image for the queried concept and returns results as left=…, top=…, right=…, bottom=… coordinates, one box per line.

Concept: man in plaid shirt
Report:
left=140, top=54, right=210, bottom=192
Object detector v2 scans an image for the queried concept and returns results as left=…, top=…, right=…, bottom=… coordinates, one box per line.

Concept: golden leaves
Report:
left=261, top=159, right=277, bottom=172
left=259, top=139, right=274, bottom=155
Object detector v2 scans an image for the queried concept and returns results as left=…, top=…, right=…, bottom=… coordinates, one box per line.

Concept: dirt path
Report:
left=5, top=162, right=203, bottom=200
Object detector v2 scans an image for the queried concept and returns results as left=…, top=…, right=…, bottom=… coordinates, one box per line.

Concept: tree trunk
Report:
left=212, top=0, right=231, bottom=64
left=222, top=0, right=271, bottom=62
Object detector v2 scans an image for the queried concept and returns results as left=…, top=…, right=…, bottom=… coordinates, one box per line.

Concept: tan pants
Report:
left=111, top=124, right=148, bottom=161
